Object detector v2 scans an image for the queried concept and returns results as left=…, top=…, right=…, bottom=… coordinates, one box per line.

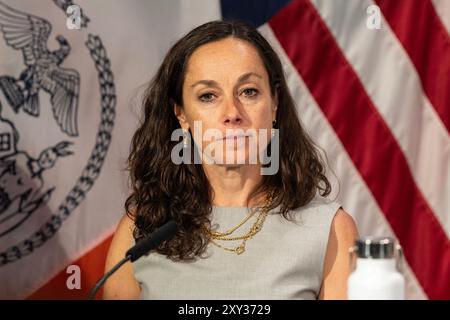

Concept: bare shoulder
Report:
left=112, top=213, right=136, bottom=243
left=332, top=209, right=359, bottom=239
left=103, top=213, right=141, bottom=299
left=318, top=208, right=359, bottom=300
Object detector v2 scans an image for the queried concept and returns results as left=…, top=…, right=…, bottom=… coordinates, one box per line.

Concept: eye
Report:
left=241, top=88, right=259, bottom=98
left=199, top=93, right=216, bottom=103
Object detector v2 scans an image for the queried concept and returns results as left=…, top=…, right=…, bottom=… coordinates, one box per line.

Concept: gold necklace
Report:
left=203, top=192, right=274, bottom=255
left=208, top=205, right=258, bottom=237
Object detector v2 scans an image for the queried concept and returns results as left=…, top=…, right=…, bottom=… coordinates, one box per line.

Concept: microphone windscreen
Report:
left=126, top=220, right=178, bottom=262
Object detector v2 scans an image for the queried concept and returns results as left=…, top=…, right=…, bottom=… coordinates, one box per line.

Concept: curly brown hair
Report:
left=125, top=20, right=331, bottom=261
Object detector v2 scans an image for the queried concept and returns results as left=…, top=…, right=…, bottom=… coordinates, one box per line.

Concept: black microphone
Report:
left=87, top=220, right=178, bottom=300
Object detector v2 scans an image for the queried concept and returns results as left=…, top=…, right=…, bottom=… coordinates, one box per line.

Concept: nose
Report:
left=222, top=96, right=243, bottom=126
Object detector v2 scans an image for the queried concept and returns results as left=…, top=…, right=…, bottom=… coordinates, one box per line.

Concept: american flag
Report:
left=0, top=0, right=448, bottom=299
left=255, top=0, right=450, bottom=299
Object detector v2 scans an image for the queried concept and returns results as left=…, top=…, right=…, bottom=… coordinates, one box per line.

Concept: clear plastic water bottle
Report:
left=347, top=237, right=405, bottom=300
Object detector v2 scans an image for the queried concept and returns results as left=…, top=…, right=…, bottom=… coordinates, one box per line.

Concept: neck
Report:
left=203, top=163, right=264, bottom=207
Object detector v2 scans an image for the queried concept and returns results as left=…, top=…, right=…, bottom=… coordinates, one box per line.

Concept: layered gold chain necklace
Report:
left=203, top=192, right=274, bottom=255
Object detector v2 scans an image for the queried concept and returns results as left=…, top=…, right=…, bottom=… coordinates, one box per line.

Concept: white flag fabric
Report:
left=0, top=0, right=219, bottom=299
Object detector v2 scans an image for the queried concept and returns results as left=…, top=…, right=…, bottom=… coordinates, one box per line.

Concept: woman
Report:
left=104, top=20, right=359, bottom=300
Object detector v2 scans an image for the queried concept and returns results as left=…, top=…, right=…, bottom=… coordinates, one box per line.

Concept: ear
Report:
left=174, top=104, right=189, bottom=130
left=271, top=92, right=278, bottom=121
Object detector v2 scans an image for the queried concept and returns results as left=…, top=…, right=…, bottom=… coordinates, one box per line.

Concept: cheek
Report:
left=187, top=113, right=216, bottom=140
left=249, top=106, right=273, bottom=129
left=249, top=95, right=275, bottom=122
left=187, top=117, right=220, bottom=149
left=183, top=99, right=215, bottom=124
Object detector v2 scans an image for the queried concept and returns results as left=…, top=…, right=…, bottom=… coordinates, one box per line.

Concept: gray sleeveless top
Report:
left=133, top=196, right=341, bottom=300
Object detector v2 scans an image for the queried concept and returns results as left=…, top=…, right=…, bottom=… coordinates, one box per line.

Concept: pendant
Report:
left=236, top=244, right=245, bottom=255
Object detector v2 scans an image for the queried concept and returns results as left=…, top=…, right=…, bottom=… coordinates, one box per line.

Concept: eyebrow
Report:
left=190, top=72, right=263, bottom=88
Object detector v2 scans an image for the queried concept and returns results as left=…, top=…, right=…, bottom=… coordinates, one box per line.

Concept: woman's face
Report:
left=175, top=37, right=277, bottom=167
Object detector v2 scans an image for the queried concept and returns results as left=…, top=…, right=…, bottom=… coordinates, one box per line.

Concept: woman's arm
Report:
left=103, top=213, right=141, bottom=299
left=318, top=209, right=359, bottom=300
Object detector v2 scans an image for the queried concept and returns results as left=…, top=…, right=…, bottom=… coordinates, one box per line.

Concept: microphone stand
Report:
left=87, top=219, right=177, bottom=300
left=87, top=255, right=131, bottom=300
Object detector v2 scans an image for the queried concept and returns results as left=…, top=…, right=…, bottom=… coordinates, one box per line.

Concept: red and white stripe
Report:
left=260, top=0, right=449, bottom=299
left=259, top=22, right=427, bottom=301
left=433, top=0, right=450, bottom=34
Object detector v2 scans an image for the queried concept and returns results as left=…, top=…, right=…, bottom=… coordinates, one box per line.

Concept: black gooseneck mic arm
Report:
left=87, top=220, right=178, bottom=300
